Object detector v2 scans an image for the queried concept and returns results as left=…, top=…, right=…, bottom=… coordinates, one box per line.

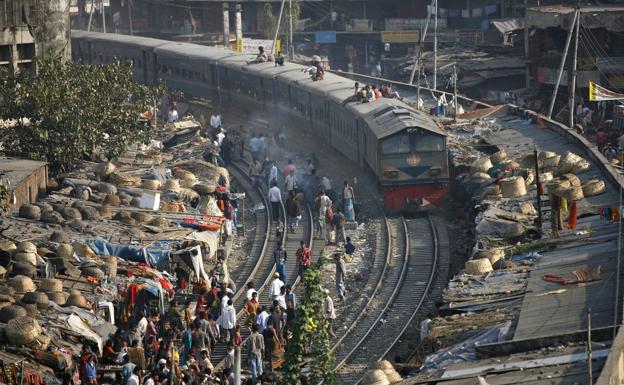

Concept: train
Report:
left=71, top=30, right=449, bottom=211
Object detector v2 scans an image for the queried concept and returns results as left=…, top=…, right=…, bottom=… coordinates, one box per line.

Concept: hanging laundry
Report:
left=567, top=202, right=578, bottom=229
left=599, top=207, right=606, bottom=221
left=560, top=197, right=568, bottom=212
left=612, top=207, right=620, bottom=221
left=538, top=182, right=544, bottom=195
left=605, top=207, right=612, bottom=222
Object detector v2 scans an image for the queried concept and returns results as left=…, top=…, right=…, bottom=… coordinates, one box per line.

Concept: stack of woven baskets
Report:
left=38, top=278, right=66, bottom=305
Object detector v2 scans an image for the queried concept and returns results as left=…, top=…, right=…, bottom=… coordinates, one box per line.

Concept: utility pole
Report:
left=128, top=0, right=134, bottom=35
left=524, top=0, right=530, bottom=88
left=271, top=0, right=286, bottom=57
left=235, top=4, right=242, bottom=52
left=432, top=0, right=438, bottom=90
left=409, top=0, right=433, bottom=84
left=587, top=308, right=593, bottom=385
left=223, top=3, right=230, bottom=48
left=288, top=0, right=294, bottom=60
left=534, top=147, right=543, bottom=232
left=87, top=0, right=95, bottom=31
left=453, top=64, right=458, bottom=118
left=568, top=4, right=580, bottom=128
left=234, top=346, right=241, bottom=385
left=101, top=0, right=106, bottom=33
left=547, top=8, right=579, bottom=119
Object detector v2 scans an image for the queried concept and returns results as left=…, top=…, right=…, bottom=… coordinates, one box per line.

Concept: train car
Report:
left=70, top=31, right=449, bottom=211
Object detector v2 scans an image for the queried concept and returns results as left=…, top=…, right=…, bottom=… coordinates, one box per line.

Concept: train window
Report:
left=413, top=135, right=445, bottom=151
left=381, top=135, right=410, bottom=155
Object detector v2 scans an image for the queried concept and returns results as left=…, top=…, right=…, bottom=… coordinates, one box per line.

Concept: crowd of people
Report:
left=76, top=109, right=360, bottom=385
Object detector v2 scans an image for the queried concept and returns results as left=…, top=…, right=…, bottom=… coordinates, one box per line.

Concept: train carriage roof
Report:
left=154, top=42, right=235, bottom=62
left=72, top=30, right=168, bottom=50
left=358, top=99, right=446, bottom=139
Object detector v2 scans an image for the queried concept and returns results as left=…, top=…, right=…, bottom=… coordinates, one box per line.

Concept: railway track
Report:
left=211, top=158, right=314, bottom=367
left=333, top=215, right=439, bottom=385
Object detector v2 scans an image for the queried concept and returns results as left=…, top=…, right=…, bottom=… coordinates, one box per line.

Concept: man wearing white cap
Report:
left=323, top=289, right=336, bottom=337
left=268, top=272, right=284, bottom=302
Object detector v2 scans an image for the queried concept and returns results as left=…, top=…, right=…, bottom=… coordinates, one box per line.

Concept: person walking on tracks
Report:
left=273, top=242, right=288, bottom=282
left=269, top=272, right=284, bottom=303
left=323, top=289, right=337, bottom=337
left=342, top=180, right=355, bottom=221
left=268, top=181, right=282, bottom=222
left=314, top=191, right=332, bottom=240
left=296, top=241, right=312, bottom=279
left=334, top=253, right=346, bottom=301
left=245, top=323, right=265, bottom=382
left=286, top=191, right=301, bottom=233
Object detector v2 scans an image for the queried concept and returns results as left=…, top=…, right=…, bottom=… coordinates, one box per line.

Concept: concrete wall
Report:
left=596, top=327, right=624, bottom=385
left=35, top=0, right=71, bottom=61
left=9, top=164, right=48, bottom=209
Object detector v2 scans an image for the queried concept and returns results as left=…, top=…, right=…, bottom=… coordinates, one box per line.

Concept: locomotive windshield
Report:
left=381, top=134, right=445, bottom=155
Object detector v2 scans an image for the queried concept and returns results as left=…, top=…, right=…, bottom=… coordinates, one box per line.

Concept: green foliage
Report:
left=261, top=1, right=301, bottom=42
left=280, top=254, right=335, bottom=385
left=0, top=58, right=164, bottom=172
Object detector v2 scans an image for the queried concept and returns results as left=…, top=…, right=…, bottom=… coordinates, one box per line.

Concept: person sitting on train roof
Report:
left=247, top=46, right=267, bottom=64
left=275, top=51, right=285, bottom=66
left=363, top=85, right=375, bottom=103
left=372, top=85, right=382, bottom=100
left=167, top=104, right=179, bottom=123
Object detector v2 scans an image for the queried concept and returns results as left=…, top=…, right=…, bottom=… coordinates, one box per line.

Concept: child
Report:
left=276, top=219, right=284, bottom=241
left=233, top=325, right=243, bottom=346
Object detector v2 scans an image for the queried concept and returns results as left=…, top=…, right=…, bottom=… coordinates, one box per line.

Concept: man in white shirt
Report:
left=127, top=366, right=141, bottom=385
left=245, top=281, right=258, bottom=301
left=210, top=113, right=222, bottom=129
left=167, top=105, right=179, bottom=123
left=323, top=289, right=336, bottom=336
left=256, top=306, right=270, bottom=332
left=268, top=272, right=284, bottom=302
left=268, top=162, right=278, bottom=188
left=268, top=182, right=282, bottom=222
left=216, top=128, right=226, bottom=146
left=217, top=299, right=237, bottom=342
left=284, top=169, right=298, bottom=195
left=276, top=286, right=287, bottom=310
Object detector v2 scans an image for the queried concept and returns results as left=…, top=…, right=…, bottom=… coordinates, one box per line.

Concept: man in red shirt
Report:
left=372, top=85, right=382, bottom=100
left=296, top=241, right=311, bottom=279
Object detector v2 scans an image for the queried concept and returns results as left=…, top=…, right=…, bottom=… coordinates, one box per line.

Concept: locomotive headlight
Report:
left=406, top=153, right=421, bottom=166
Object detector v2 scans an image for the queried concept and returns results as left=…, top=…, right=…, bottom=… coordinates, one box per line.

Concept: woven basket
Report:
left=174, top=170, right=197, bottom=182
left=541, top=154, right=561, bottom=168
left=148, top=217, right=170, bottom=227
left=110, top=172, right=141, bottom=187
left=21, top=291, right=49, bottom=309
left=560, top=173, right=581, bottom=187
left=131, top=212, right=153, bottom=223
left=46, top=291, right=68, bottom=305
left=179, top=179, right=196, bottom=189
left=97, top=182, right=117, bottom=195
left=470, top=158, right=493, bottom=174
left=519, top=201, right=536, bottom=215
left=142, top=179, right=161, bottom=190
left=538, top=172, right=554, bottom=183
left=465, top=258, right=494, bottom=275
left=16, top=242, right=37, bottom=254
left=493, top=258, right=517, bottom=270
left=521, top=169, right=535, bottom=185
left=38, top=278, right=63, bottom=293
left=79, top=206, right=101, bottom=220
left=11, top=262, right=36, bottom=278
left=490, top=150, right=507, bottom=165
left=480, top=185, right=500, bottom=199
left=21, top=303, right=37, bottom=317
left=505, top=222, right=525, bottom=239
left=34, top=202, right=53, bottom=212
left=101, top=256, right=118, bottom=278
left=572, top=159, right=591, bottom=174
left=373, top=361, right=395, bottom=371
left=384, top=369, right=402, bottom=383
left=99, top=205, right=113, bottom=219
left=582, top=179, right=606, bottom=197
left=18, top=204, right=41, bottom=220
left=477, top=248, right=505, bottom=264
left=565, top=186, right=584, bottom=201
left=538, top=150, right=557, bottom=162
left=13, top=252, right=37, bottom=266
left=6, top=317, right=42, bottom=346
left=194, top=182, right=217, bottom=194
left=64, top=293, right=89, bottom=309
left=130, top=197, right=142, bottom=207
left=41, top=211, right=63, bottom=224
left=179, top=188, right=200, bottom=201
left=118, top=192, right=132, bottom=205
left=103, top=194, right=121, bottom=206
left=81, top=266, right=105, bottom=280
left=0, top=241, right=16, bottom=252
left=558, top=151, right=583, bottom=173
left=361, top=370, right=389, bottom=385
left=94, top=161, right=116, bottom=177
left=56, top=244, right=73, bottom=259
left=113, top=210, right=131, bottom=221
left=470, top=172, right=491, bottom=182
left=500, top=176, right=527, bottom=198
left=0, top=293, right=13, bottom=303
left=59, top=207, right=82, bottom=220
left=547, top=181, right=570, bottom=197
left=0, top=305, right=26, bottom=323
left=0, top=286, right=16, bottom=297
left=163, top=179, right=181, bottom=191
left=49, top=231, right=70, bottom=244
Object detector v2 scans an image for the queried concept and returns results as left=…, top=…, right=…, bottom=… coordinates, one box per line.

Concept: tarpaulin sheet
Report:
left=64, top=314, right=106, bottom=354
left=86, top=237, right=171, bottom=268
left=185, top=231, right=220, bottom=259
left=421, top=321, right=513, bottom=371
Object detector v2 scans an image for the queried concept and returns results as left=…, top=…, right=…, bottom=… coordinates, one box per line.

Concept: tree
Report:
left=261, top=0, right=301, bottom=43
left=280, top=254, right=335, bottom=385
left=0, top=58, right=164, bottom=172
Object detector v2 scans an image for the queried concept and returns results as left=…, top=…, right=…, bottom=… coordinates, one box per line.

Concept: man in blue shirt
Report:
left=345, top=236, right=355, bottom=255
